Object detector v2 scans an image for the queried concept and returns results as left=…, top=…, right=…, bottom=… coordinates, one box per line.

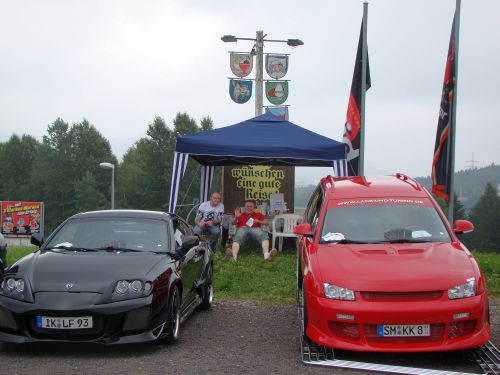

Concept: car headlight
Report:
left=323, top=283, right=355, bottom=301
left=112, top=280, right=152, bottom=300
left=448, top=277, right=476, bottom=299
left=0, top=277, right=26, bottom=300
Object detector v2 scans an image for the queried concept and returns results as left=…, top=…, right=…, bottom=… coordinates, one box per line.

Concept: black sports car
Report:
left=0, top=210, right=213, bottom=345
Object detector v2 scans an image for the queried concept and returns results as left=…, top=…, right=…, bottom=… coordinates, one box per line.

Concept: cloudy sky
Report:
left=1, top=0, right=498, bottom=184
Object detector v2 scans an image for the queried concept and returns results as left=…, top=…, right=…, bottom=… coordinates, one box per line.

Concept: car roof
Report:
left=70, top=210, right=172, bottom=221
left=320, top=174, right=429, bottom=199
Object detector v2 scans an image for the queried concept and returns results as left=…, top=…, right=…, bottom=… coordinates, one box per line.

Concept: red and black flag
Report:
left=343, top=22, right=371, bottom=176
left=432, top=16, right=457, bottom=204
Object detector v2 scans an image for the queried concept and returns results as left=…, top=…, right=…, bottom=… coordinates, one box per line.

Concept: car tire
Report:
left=200, top=263, right=213, bottom=310
left=163, top=286, right=181, bottom=344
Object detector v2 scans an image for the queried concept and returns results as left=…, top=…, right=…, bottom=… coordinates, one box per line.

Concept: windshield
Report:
left=320, top=199, right=451, bottom=244
left=45, top=217, right=170, bottom=252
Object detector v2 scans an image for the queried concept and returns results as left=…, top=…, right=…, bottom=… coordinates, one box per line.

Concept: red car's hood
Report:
left=316, top=242, right=475, bottom=292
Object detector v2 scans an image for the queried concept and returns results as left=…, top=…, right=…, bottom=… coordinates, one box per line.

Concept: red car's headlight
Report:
left=448, top=277, right=476, bottom=299
left=323, top=283, right=355, bottom=301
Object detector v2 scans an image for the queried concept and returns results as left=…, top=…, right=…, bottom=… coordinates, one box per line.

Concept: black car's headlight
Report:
left=0, top=277, right=26, bottom=301
left=112, top=280, right=153, bottom=301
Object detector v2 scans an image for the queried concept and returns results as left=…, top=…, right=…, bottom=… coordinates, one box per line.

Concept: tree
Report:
left=200, top=116, right=214, bottom=131
left=74, top=171, right=106, bottom=212
left=433, top=194, right=467, bottom=222
left=118, top=117, right=174, bottom=212
left=0, top=134, right=41, bottom=200
left=173, top=112, right=198, bottom=136
left=467, top=183, right=500, bottom=252
left=32, top=118, right=116, bottom=231
left=118, top=113, right=214, bottom=217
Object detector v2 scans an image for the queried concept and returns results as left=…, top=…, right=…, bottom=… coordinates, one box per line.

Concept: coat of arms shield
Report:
left=265, top=106, right=289, bottom=121
left=230, top=53, right=254, bottom=78
left=229, top=79, right=253, bottom=104
left=265, top=81, right=288, bottom=105
left=265, top=54, right=289, bottom=80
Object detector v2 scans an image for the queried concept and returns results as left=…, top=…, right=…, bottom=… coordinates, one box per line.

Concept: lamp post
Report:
left=99, top=162, right=114, bottom=210
left=221, top=31, right=303, bottom=116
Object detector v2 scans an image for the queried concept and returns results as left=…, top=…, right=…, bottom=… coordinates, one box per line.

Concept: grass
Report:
left=5, top=246, right=499, bottom=303
left=213, top=246, right=297, bottom=305
left=473, top=251, right=500, bottom=296
left=7, top=246, right=36, bottom=266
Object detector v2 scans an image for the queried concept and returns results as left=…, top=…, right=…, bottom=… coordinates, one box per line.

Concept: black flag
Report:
left=432, top=16, right=456, bottom=204
left=343, top=22, right=371, bottom=176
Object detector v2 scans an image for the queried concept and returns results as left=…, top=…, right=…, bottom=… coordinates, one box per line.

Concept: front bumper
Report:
left=305, top=290, right=491, bottom=352
left=0, top=292, right=163, bottom=345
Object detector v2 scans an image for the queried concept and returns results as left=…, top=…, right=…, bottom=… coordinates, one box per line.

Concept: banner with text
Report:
left=222, top=165, right=294, bottom=215
left=1, top=201, right=43, bottom=235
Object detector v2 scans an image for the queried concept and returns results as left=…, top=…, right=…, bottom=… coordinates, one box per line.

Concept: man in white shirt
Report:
left=193, top=192, right=224, bottom=251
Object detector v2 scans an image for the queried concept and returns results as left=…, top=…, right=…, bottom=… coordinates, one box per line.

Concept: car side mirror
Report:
left=31, top=233, right=44, bottom=247
left=178, top=235, right=199, bottom=255
left=294, top=223, right=313, bottom=237
left=454, top=220, right=474, bottom=234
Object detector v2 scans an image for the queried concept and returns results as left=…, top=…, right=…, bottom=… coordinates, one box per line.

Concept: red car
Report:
left=295, top=174, right=490, bottom=352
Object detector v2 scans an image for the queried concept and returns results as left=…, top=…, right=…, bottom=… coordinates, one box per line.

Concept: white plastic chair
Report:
left=271, top=214, right=303, bottom=251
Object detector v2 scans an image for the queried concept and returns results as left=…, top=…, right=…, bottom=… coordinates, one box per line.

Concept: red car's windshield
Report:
left=320, top=199, right=451, bottom=244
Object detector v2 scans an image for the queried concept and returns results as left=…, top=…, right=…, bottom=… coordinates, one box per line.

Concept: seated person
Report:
left=226, top=200, right=277, bottom=262
left=193, top=192, right=224, bottom=250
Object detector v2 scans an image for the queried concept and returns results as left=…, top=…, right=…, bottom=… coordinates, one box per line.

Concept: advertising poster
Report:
left=1, top=201, right=44, bottom=235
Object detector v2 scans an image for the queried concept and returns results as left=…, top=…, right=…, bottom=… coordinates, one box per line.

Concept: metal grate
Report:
left=470, top=341, right=500, bottom=375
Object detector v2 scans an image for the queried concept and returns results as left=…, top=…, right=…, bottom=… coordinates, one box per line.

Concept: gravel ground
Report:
left=0, top=298, right=497, bottom=375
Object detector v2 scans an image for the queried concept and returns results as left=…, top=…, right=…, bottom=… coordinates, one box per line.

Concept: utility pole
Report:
left=221, top=32, right=303, bottom=116
left=255, top=30, right=264, bottom=116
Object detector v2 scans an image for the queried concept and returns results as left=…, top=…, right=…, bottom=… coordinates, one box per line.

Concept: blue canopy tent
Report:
left=169, top=113, right=347, bottom=213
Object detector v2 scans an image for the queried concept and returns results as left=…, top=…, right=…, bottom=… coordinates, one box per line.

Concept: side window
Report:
left=305, top=186, right=323, bottom=232
left=173, top=218, right=191, bottom=248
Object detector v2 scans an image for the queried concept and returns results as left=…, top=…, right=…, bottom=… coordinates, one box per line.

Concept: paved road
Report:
left=0, top=299, right=498, bottom=375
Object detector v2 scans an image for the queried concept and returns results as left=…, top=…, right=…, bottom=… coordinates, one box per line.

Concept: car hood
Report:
left=23, top=251, right=170, bottom=293
left=316, top=242, right=475, bottom=292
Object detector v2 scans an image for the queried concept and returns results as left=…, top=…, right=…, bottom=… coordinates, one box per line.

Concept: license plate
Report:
left=36, top=316, right=93, bottom=329
left=377, top=324, right=430, bottom=337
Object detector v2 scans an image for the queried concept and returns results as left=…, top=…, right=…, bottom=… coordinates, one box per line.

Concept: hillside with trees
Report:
left=0, top=113, right=216, bottom=233
left=415, top=164, right=500, bottom=211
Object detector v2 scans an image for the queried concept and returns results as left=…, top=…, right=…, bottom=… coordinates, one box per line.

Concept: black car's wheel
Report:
left=163, top=286, right=180, bottom=344
left=200, top=263, right=213, bottom=310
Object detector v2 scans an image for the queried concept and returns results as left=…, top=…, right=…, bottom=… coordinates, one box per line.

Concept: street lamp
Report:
left=221, top=31, right=303, bottom=116
left=99, top=162, right=114, bottom=210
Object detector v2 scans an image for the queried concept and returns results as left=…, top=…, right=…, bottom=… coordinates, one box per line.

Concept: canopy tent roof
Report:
left=175, top=112, right=347, bottom=167
left=169, top=113, right=348, bottom=213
